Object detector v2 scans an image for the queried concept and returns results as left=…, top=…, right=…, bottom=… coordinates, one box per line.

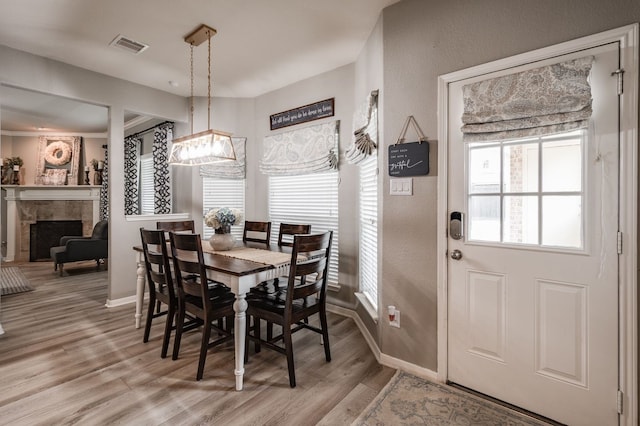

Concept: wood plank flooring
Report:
left=0, top=261, right=395, bottom=425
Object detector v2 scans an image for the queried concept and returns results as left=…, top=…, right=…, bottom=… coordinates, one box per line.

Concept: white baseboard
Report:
left=105, top=294, right=140, bottom=308
left=327, top=303, right=438, bottom=381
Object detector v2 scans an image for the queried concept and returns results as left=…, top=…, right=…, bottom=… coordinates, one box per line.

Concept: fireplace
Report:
left=29, top=220, right=83, bottom=261
left=1, top=186, right=101, bottom=262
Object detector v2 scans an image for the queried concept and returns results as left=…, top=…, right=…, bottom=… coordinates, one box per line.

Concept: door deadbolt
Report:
left=450, top=212, right=464, bottom=240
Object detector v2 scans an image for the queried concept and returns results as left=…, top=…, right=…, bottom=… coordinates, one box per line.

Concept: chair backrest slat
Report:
left=286, top=231, right=332, bottom=304
left=156, top=220, right=195, bottom=233
left=278, top=223, right=311, bottom=247
left=243, top=221, right=272, bottom=244
left=140, top=228, right=175, bottom=300
left=169, top=232, right=212, bottom=309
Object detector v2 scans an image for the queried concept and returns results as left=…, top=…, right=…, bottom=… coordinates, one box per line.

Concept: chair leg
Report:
left=254, top=317, right=261, bottom=353
left=196, top=321, right=212, bottom=381
left=54, top=262, right=57, bottom=271
left=161, top=303, right=175, bottom=359
left=172, top=302, right=185, bottom=361
left=283, top=324, right=296, bottom=388
left=59, top=264, right=64, bottom=277
left=319, top=308, right=331, bottom=362
left=143, top=293, right=156, bottom=343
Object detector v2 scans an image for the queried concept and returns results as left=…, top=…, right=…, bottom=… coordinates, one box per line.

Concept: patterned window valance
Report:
left=200, top=137, right=246, bottom=179
left=461, top=56, right=594, bottom=142
left=260, top=120, right=339, bottom=176
left=347, top=90, right=378, bottom=165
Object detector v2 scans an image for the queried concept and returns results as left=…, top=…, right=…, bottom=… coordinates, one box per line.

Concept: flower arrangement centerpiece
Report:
left=205, top=207, right=243, bottom=233
left=204, top=207, right=243, bottom=251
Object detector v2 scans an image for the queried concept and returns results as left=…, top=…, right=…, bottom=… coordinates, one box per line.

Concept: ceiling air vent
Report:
left=109, top=34, right=149, bottom=55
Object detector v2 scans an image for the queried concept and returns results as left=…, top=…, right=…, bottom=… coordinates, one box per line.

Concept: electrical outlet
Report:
left=388, top=305, right=400, bottom=328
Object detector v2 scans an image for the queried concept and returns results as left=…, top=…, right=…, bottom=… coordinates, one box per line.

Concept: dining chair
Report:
left=242, top=220, right=272, bottom=245
left=252, top=223, right=311, bottom=295
left=139, top=228, right=200, bottom=358
left=245, top=230, right=333, bottom=388
left=169, top=231, right=235, bottom=381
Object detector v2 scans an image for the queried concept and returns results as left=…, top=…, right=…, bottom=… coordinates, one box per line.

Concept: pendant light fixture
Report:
left=169, top=24, right=236, bottom=166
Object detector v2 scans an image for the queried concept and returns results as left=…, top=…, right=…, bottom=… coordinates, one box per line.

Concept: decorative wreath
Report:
left=44, top=141, right=72, bottom=166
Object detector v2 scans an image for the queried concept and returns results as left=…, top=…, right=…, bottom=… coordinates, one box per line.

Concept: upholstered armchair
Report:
left=50, top=220, right=108, bottom=276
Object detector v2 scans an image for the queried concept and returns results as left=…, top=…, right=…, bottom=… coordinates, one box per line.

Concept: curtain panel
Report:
left=260, top=120, right=339, bottom=176
left=347, top=90, right=378, bottom=165
left=200, top=137, right=246, bottom=179
left=461, top=56, right=594, bottom=142
left=123, top=136, right=141, bottom=215
left=99, top=145, right=109, bottom=221
left=153, top=123, right=173, bottom=214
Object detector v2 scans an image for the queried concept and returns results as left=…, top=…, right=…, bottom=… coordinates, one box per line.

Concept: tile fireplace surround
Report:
left=1, top=185, right=101, bottom=262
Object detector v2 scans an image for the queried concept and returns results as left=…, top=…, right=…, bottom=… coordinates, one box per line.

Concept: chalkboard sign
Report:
left=388, top=141, right=429, bottom=177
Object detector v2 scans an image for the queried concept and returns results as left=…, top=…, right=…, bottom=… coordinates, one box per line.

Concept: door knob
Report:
left=450, top=249, right=463, bottom=260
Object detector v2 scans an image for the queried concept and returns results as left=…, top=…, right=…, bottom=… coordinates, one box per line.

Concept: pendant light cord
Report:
left=207, top=29, right=211, bottom=130
left=190, top=43, right=194, bottom=135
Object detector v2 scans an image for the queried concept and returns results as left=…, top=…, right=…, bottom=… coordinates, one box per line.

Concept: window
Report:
left=467, top=130, right=584, bottom=249
left=268, top=171, right=339, bottom=287
left=139, top=154, right=155, bottom=215
left=359, top=154, right=378, bottom=308
left=202, top=177, right=245, bottom=241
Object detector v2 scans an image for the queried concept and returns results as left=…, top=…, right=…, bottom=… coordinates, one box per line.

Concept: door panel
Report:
left=447, top=43, right=619, bottom=425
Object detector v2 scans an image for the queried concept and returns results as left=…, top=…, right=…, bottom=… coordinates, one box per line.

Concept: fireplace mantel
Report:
left=1, top=185, right=101, bottom=261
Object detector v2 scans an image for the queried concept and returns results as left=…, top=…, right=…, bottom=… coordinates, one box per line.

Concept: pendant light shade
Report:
left=169, top=129, right=235, bottom=165
left=169, top=24, right=236, bottom=166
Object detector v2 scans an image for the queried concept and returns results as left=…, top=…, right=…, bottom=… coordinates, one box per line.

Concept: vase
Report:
left=209, top=225, right=235, bottom=251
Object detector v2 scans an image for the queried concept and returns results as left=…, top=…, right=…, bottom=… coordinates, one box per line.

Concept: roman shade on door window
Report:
left=461, top=56, right=594, bottom=142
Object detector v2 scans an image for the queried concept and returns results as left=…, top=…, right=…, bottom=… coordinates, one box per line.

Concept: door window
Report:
left=467, top=130, right=584, bottom=249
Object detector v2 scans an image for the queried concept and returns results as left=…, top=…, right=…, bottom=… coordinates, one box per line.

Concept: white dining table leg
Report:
left=233, top=292, right=248, bottom=391
left=135, top=252, right=146, bottom=329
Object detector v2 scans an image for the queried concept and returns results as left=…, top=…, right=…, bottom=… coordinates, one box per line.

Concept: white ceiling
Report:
left=1, top=0, right=398, bottom=133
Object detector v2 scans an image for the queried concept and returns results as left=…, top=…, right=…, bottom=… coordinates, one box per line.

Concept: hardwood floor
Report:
left=0, top=261, right=394, bottom=425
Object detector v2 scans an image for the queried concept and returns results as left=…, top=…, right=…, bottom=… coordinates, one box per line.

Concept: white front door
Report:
left=447, top=44, right=620, bottom=425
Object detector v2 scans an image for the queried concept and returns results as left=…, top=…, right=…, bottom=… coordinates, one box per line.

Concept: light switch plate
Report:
left=390, top=178, right=413, bottom=196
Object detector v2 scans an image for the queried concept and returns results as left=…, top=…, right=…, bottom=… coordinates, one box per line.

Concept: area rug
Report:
left=1, top=267, right=34, bottom=296
left=353, top=371, right=551, bottom=425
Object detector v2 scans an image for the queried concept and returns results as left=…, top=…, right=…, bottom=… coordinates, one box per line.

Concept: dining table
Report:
left=132, top=240, right=292, bottom=391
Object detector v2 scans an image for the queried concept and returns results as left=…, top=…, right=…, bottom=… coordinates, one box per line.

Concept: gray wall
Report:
left=376, top=0, right=640, bottom=370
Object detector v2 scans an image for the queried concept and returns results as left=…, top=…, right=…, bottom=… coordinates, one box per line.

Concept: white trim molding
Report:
left=437, top=24, right=638, bottom=425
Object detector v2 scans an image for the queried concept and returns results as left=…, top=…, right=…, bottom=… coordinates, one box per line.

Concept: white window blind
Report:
left=139, top=154, right=155, bottom=215
left=268, top=171, right=339, bottom=286
left=202, top=177, right=246, bottom=241
left=359, top=154, right=378, bottom=308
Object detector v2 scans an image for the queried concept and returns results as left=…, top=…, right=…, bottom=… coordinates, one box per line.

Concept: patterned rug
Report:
left=353, top=371, right=551, bottom=425
left=1, top=267, right=34, bottom=296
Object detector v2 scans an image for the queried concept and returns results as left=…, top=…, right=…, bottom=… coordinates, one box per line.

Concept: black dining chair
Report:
left=169, top=231, right=235, bottom=381
left=245, top=231, right=333, bottom=388
left=139, top=228, right=200, bottom=358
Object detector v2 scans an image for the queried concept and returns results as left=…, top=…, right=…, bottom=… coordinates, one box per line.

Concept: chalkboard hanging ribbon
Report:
left=395, top=115, right=427, bottom=145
